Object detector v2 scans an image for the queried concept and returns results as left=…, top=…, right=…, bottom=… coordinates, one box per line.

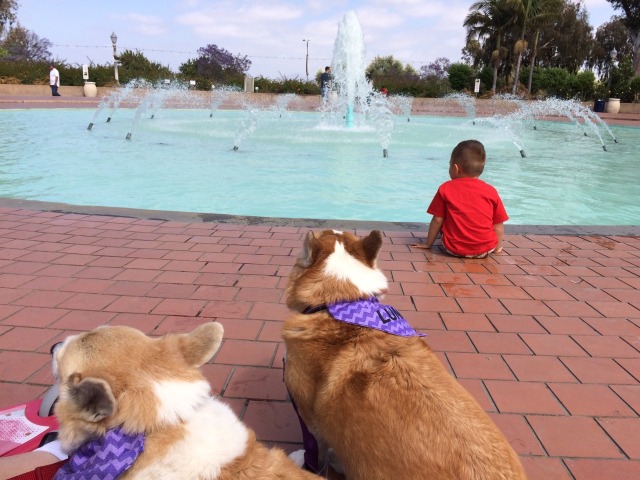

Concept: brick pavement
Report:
left=1, top=94, right=640, bottom=478
left=0, top=206, right=639, bottom=479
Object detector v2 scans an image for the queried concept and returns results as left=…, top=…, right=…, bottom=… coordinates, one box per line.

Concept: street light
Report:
left=110, top=32, right=119, bottom=85
left=608, top=47, right=617, bottom=99
left=302, top=39, right=309, bottom=81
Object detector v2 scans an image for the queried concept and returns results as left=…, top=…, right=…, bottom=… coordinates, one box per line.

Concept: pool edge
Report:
left=1, top=197, right=638, bottom=236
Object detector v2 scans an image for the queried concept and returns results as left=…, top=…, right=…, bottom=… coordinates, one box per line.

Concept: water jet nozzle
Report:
left=87, top=123, right=93, bottom=131
left=106, top=117, right=111, bottom=123
left=584, top=132, right=588, bottom=136
left=519, top=150, right=526, bottom=158
left=602, top=145, right=607, bottom=152
left=150, top=114, right=155, bottom=120
left=614, top=139, right=618, bottom=143
left=407, top=118, right=410, bottom=122
left=126, top=133, right=132, bottom=140
left=533, top=125, right=537, bottom=130
left=383, top=149, right=388, bottom=158
left=209, top=113, right=213, bottom=118
left=233, top=146, right=239, bottom=151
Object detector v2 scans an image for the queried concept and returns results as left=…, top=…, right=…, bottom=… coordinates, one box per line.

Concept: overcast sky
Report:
left=17, top=0, right=618, bottom=79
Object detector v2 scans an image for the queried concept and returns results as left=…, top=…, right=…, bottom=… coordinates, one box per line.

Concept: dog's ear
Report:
left=67, top=375, right=116, bottom=423
left=361, top=230, right=383, bottom=265
left=176, top=322, right=224, bottom=367
left=299, top=230, right=318, bottom=267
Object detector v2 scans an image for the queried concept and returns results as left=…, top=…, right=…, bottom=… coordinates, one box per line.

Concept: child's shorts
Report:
left=443, top=246, right=495, bottom=259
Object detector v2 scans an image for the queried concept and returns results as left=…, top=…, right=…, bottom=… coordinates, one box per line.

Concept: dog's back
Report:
left=54, top=324, right=318, bottom=480
left=283, top=230, right=527, bottom=479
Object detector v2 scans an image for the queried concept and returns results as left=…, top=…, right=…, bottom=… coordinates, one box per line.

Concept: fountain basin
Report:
left=0, top=107, right=638, bottom=226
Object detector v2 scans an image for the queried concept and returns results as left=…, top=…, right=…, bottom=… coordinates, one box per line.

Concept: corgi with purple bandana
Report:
left=53, top=324, right=319, bottom=479
left=282, top=230, right=527, bottom=480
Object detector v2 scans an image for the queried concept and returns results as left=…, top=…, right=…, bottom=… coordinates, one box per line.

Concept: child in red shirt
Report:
left=412, top=140, right=508, bottom=258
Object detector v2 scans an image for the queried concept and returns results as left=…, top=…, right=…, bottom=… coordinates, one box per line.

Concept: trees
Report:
left=0, top=24, right=51, bottom=61
left=448, top=63, right=475, bottom=90
left=420, top=57, right=451, bottom=80
left=0, top=0, right=18, bottom=36
left=592, top=18, right=633, bottom=75
left=607, top=0, right=640, bottom=74
left=365, top=55, right=422, bottom=94
left=464, top=0, right=517, bottom=93
left=184, top=44, right=251, bottom=85
left=117, top=49, right=173, bottom=83
left=508, top=0, right=563, bottom=94
left=365, top=55, right=408, bottom=78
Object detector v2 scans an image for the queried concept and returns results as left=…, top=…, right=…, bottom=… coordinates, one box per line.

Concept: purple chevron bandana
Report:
left=54, top=427, right=144, bottom=480
left=328, top=297, right=425, bottom=337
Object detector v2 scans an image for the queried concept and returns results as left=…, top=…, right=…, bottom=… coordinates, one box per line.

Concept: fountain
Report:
left=445, top=93, right=477, bottom=124
left=389, top=94, right=414, bottom=121
left=86, top=95, right=110, bottom=130
left=329, top=12, right=371, bottom=128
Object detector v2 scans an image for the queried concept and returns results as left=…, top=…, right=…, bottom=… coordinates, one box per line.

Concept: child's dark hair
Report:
left=451, top=140, right=486, bottom=176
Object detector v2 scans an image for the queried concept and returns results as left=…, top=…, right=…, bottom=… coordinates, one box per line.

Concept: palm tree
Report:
left=464, top=0, right=518, bottom=94
left=509, top=0, right=563, bottom=94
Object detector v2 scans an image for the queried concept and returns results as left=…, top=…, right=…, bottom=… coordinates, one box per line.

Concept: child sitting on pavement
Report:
left=412, top=139, right=508, bottom=258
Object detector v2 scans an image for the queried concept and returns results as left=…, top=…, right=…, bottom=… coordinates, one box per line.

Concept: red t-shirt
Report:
left=427, top=177, right=508, bottom=256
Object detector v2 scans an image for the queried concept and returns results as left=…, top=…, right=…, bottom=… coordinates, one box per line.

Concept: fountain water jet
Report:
left=445, top=93, right=477, bottom=124
left=330, top=12, right=372, bottom=128
left=389, top=94, right=414, bottom=122
left=87, top=95, right=109, bottom=130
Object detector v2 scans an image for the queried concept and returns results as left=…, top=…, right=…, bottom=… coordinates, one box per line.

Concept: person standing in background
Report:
left=320, top=66, right=332, bottom=102
left=49, top=65, right=61, bottom=96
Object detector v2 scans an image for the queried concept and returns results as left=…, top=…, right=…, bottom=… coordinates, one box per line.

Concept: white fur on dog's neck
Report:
left=324, top=240, right=388, bottom=295
left=154, top=379, right=211, bottom=425
left=132, top=397, right=249, bottom=479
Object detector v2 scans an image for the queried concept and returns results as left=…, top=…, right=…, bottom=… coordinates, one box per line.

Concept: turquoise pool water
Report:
left=0, top=108, right=638, bottom=225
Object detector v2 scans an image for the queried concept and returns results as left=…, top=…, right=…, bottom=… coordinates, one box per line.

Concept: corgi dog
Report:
left=282, top=230, right=527, bottom=480
left=53, top=323, right=318, bottom=479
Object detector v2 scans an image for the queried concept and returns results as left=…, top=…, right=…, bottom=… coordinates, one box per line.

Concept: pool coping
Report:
left=1, top=197, right=638, bottom=236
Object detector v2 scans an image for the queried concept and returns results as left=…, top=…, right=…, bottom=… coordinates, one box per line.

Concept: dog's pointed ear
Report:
left=299, top=230, right=318, bottom=267
left=176, top=322, right=224, bottom=367
left=362, top=230, right=383, bottom=265
left=68, top=376, right=116, bottom=423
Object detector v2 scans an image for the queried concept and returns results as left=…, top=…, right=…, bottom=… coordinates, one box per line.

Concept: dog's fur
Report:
left=282, top=230, right=527, bottom=480
left=53, top=323, right=318, bottom=479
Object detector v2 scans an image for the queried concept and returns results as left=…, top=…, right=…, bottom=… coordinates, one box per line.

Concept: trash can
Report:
left=593, top=99, right=605, bottom=112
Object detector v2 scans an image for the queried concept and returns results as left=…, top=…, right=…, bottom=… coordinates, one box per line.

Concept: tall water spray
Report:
left=330, top=11, right=373, bottom=128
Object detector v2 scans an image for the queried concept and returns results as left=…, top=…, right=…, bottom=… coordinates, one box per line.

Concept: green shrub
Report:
left=629, top=76, right=640, bottom=102
left=447, top=63, right=474, bottom=91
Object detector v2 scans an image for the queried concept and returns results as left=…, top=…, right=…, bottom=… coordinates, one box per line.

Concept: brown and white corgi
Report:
left=53, top=323, right=318, bottom=479
left=282, top=230, right=527, bottom=480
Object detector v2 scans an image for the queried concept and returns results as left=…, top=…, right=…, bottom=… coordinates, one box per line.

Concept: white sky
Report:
left=16, top=0, right=619, bottom=79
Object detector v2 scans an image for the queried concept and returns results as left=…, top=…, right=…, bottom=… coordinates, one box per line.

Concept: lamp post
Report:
left=302, top=39, right=309, bottom=81
left=607, top=47, right=617, bottom=99
left=110, top=32, right=119, bottom=85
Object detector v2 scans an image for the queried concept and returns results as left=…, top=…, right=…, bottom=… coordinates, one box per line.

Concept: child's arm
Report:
left=412, top=216, right=443, bottom=249
left=494, top=222, right=504, bottom=253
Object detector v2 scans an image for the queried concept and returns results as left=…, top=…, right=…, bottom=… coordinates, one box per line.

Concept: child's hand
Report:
left=411, top=243, right=431, bottom=250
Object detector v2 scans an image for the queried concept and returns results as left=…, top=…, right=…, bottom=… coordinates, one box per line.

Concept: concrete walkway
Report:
left=1, top=95, right=639, bottom=479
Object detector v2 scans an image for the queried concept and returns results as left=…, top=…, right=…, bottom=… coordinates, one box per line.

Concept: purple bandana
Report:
left=54, top=427, right=144, bottom=480
left=328, top=297, right=425, bottom=337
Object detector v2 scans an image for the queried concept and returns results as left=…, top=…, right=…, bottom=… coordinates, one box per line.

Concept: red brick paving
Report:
left=0, top=206, right=639, bottom=478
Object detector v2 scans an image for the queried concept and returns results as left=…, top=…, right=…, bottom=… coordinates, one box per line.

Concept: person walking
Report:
left=49, top=65, right=61, bottom=96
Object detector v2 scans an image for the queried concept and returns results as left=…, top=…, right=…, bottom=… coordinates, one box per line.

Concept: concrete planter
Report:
left=606, top=98, right=621, bottom=114
left=83, top=82, right=97, bottom=97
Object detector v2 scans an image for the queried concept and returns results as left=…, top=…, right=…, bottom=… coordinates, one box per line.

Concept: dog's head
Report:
left=286, top=230, right=388, bottom=311
left=52, top=322, right=224, bottom=451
